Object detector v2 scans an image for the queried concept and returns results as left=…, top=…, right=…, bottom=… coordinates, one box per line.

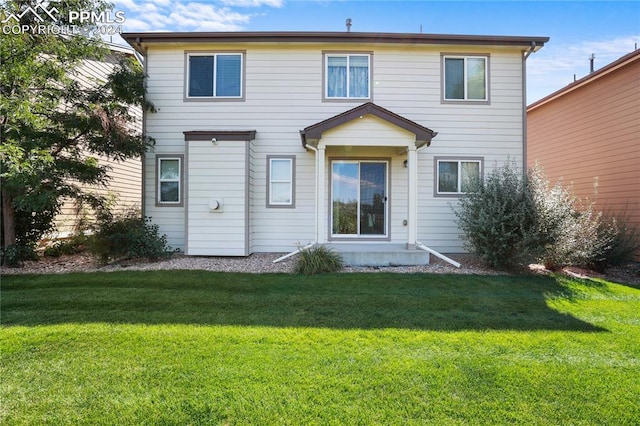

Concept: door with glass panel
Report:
left=331, top=160, right=388, bottom=238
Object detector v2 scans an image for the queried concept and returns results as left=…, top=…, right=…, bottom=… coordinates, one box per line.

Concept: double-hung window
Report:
left=157, top=155, right=183, bottom=206
left=436, top=158, right=482, bottom=195
left=267, top=156, right=295, bottom=208
left=443, top=55, right=488, bottom=102
left=186, top=52, right=243, bottom=99
left=325, top=54, right=371, bottom=99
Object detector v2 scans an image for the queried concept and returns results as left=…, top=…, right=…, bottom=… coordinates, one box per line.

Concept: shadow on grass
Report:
left=1, top=271, right=605, bottom=331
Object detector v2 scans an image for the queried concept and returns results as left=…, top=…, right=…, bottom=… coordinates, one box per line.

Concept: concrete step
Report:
left=327, top=243, right=429, bottom=267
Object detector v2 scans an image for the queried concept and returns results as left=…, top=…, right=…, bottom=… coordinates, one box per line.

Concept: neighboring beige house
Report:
left=122, top=31, right=548, bottom=265
left=54, top=43, right=143, bottom=237
left=527, top=49, right=639, bottom=243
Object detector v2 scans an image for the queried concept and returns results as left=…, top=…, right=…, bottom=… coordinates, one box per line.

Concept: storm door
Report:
left=331, top=160, right=388, bottom=238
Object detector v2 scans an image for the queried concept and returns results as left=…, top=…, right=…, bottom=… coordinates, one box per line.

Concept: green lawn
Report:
left=1, top=271, right=639, bottom=425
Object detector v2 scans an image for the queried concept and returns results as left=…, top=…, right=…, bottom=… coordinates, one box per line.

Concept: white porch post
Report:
left=407, top=145, right=418, bottom=249
left=317, top=146, right=327, bottom=243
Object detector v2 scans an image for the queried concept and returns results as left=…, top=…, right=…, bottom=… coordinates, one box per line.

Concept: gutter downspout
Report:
left=273, top=243, right=315, bottom=263
left=416, top=241, right=461, bottom=268
left=522, top=42, right=536, bottom=177
left=273, top=143, right=319, bottom=263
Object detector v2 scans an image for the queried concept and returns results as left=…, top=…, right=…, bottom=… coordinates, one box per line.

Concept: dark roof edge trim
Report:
left=123, top=31, right=549, bottom=53
left=184, top=130, right=257, bottom=141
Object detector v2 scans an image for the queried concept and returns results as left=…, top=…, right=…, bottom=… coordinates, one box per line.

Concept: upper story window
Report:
left=186, top=52, right=243, bottom=100
left=325, top=54, right=371, bottom=100
left=442, top=55, right=488, bottom=102
left=435, top=157, right=483, bottom=196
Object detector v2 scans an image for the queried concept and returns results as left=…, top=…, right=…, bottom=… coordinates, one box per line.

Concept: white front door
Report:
left=331, top=160, right=388, bottom=238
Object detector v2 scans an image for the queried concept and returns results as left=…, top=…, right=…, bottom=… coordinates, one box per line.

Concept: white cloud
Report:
left=113, top=0, right=152, bottom=13
left=112, top=0, right=280, bottom=33
left=527, top=34, right=640, bottom=103
left=169, top=3, right=250, bottom=31
left=529, top=35, right=639, bottom=76
left=121, top=17, right=153, bottom=32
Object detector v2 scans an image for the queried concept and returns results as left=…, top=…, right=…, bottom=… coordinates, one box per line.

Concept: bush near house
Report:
left=295, top=245, right=344, bottom=275
left=454, top=163, right=639, bottom=270
left=43, top=233, right=89, bottom=258
left=600, top=211, right=640, bottom=267
left=88, top=210, right=173, bottom=264
left=528, top=167, right=620, bottom=271
left=454, top=162, right=548, bottom=269
left=36, top=205, right=174, bottom=265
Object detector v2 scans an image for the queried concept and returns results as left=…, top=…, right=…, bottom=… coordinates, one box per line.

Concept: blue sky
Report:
left=112, top=0, right=640, bottom=102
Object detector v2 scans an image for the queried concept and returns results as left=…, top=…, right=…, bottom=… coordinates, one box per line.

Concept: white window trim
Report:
left=435, top=157, right=483, bottom=197
left=156, top=155, right=184, bottom=207
left=185, top=52, right=244, bottom=100
left=442, top=54, right=489, bottom=103
left=324, top=53, right=372, bottom=100
left=267, top=156, right=295, bottom=208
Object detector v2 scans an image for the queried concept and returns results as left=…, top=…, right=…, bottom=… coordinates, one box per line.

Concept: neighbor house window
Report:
left=186, top=52, right=243, bottom=99
left=443, top=55, right=488, bottom=101
left=267, top=156, right=295, bottom=208
left=157, top=155, right=183, bottom=206
left=436, top=158, right=482, bottom=195
left=325, top=54, right=371, bottom=99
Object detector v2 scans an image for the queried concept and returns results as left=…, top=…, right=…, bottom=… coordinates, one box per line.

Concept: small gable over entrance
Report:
left=300, top=102, right=437, bottom=149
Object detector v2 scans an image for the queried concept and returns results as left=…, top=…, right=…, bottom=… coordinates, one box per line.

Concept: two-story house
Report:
left=122, top=31, right=548, bottom=265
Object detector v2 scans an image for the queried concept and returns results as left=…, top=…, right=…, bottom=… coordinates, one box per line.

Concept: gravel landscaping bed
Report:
left=2, top=251, right=638, bottom=286
left=1, top=252, right=493, bottom=275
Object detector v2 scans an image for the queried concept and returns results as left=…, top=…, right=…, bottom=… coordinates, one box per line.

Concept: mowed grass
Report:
left=1, top=271, right=639, bottom=425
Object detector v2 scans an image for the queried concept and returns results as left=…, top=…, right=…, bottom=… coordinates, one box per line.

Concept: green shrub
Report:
left=599, top=214, right=640, bottom=268
left=1, top=204, right=57, bottom=266
left=44, top=233, right=89, bottom=257
left=454, top=161, right=546, bottom=269
left=1, top=244, right=38, bottom=268
left=530, top=169, right=622, bottom=271
left=455, top=162, right=635, bottom=271
left=89, top=211, right=172, bottom=264
left=295, top=245, right=344, bottom=275
left=539, top=204, right=614, bottom=271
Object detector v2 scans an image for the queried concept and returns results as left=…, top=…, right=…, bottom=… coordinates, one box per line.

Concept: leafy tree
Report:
left=0, top=0, right=154, bottom=263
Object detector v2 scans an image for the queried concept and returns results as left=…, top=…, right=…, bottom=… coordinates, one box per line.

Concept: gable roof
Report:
left=300, top=102, right=437, bottom=149
left=122, top=31, right=548, bottom=54
left=528, top=48, right=640, bottom=111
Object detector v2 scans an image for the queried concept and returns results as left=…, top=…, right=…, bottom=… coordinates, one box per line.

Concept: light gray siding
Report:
left=143, top=42, right=525, bottom=254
